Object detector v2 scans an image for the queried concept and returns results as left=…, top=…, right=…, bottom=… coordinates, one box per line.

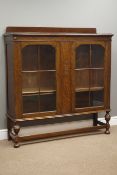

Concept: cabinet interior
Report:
left=22, top=45, right=56, bottom=114
left=75, top=44, right=104, bottom=108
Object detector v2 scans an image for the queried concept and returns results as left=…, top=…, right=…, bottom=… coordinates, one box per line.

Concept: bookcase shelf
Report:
left=75, top=87, right=104, bottom=92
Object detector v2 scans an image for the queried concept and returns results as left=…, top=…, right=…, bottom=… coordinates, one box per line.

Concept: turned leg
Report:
left=93, top=113, right=98, bottom=126
left=13, top=125, right=20, bottom=148
left=105, top=111, right=111, bottom=134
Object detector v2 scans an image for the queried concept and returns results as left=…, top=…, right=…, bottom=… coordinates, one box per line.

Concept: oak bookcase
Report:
left=4, top=27, right=113, bottom=147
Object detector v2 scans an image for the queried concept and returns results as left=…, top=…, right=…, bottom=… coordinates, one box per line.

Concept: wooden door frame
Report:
left=14, top=41, right=62, bottom=119
left=71, top=39, right=107, bottom=113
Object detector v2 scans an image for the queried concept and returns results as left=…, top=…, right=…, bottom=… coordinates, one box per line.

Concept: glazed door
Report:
left=20, top=42, right=61, bottom=118
left=72, top=42, right=106, bottom=112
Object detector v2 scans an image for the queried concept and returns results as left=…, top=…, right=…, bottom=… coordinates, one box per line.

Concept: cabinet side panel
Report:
left=104, top=40, right=111, bottom=109
left=13, top=43, right=23, bottom=118
left=6, top=43, right=15, bottom=117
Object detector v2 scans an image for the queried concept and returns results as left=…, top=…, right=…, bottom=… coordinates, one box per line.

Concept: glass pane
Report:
left=23, top=95, right=39, bottom=113
left=75, top=44, right=105, bottom=109
left=91, top=45, right=104, bottom=68
left=40, top=45, right=55, bottom=70
left=75, top=70, right=90, bottom=90
left=22, top=45, right=38, bottom=71
left=90, top=90, right=104, bottom=106
left=75, top=92, right=90, bottom=108
left=90, top=69, right=104, bottom=87
left=75, top=45, right=90, bottom=68
left=40, top=93, right=56, bottom=112
left=22, top=44, right=57, bottom=114
left=22, top=72, right=39, bottom=94
left=39, top=71, right=56, bottom=93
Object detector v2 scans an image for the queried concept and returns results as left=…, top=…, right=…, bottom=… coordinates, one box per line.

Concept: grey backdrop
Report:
left=0, top=0, right=117, bottom=129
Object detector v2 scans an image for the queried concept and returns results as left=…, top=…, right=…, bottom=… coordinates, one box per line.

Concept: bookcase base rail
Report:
left=10, top=124, right=107, bottom=148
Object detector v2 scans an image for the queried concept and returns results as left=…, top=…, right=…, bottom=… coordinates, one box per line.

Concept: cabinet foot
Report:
left=105, top=111, right=111, bottom=134
left=14, top=143, right=20, bottom=148
left=13, top=125, right=20, bottom=148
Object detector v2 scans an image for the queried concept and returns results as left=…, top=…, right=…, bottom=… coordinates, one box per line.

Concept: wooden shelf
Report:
left=40, top=90, right=56, bottom=94
left=22, top=70, right=38, bottom=73
left=75, top=68, right=104, bottom=71
left=39, top=70, right=56, bottom=72
left=22, top=70, right=56, bottom=73
left=22, top=88, right=56, bottom=95
left=75, top=87, right=104, bottom=92
left=22, top=88, right=39, bottom=95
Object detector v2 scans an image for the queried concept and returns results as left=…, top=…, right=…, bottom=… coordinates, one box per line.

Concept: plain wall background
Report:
left=0, top=0, right=117, bottom=129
